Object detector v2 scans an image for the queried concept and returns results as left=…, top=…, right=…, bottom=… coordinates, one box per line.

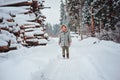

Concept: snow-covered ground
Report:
left=0, top=37, right=120, bottom=80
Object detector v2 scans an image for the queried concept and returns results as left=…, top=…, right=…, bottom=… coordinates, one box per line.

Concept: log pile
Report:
left=0, top=0, right=48, bottom=52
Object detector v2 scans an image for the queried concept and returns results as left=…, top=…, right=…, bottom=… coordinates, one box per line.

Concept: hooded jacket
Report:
left=59, top=29, right=72, bottom=47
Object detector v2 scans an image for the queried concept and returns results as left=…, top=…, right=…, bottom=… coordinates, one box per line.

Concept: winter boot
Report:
left=63, top=55, right=65, bottom=58
left=67, top=53, right=69, bottom=59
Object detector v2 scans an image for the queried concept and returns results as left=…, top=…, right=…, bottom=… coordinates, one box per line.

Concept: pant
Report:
left=62, top=46, right=69, bottom=58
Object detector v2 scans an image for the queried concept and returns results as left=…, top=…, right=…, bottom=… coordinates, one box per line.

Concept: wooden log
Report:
left=38, top=43, right=47, bottom=46
left=14, top=31, right=20, bottom=37
left=0, top=28, right=10, bottom=32
left=32, top=0, right=38, bottom=12
left=26, top=41, right=38, bottom=46
left=6, top=19, right=14, bottom=22
left=0, top=46, right=9, bottom=52
left=0, top=18, right=3, bottom=23
left=24, top=11, right=33, bottom=14
left=0, top=2, right=32, bottom=7
left=34, top=34, right=44, bottom=36
left=9, top=47, right=17, bottom=51
left=25, top=36, right=35, bottom=39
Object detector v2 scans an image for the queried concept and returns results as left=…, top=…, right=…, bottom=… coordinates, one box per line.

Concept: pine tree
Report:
left=60, top=0, right=66, bottom=25
left=66, top=0, right=80, bottom=32
left=62, top=0, right=120, bottom=41
left=83, top=0, right=120, bottom=36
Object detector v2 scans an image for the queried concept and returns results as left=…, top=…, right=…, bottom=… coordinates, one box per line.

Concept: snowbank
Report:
left=0, top=30, right=17, bottom=49
left=0, top=23, right=9, bottom=28
left=0, top=7, right=29, bottom=14
left=1, top=30, right=17, bottom=43
left=0, top=39, right=8, bottom=46
left=0, top=13, right=11, bottom=20
left=0, top=37, right=120, bottom=80
left=78, top=37, right=100, bottom=47
left=0, top=34, right=10, bottom=42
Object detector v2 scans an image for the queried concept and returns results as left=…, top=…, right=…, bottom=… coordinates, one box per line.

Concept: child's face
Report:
left=62, top=26, right=67, bottom=32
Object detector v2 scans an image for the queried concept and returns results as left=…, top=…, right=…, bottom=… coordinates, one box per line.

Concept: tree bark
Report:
left=91, top=6, right=95, bottom=37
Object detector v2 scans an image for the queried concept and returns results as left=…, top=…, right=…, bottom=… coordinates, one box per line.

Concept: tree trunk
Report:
left=78, top=0, right=84, bottom=40
left=91, top=7, right=95, bottom=37
left=32, top=0, right=38, bottom=12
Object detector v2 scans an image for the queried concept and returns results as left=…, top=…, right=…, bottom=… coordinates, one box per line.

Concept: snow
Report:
left=25, top=32, right=34, bottom=37
left=0, top=13, right=12, bottom=20
left=0, top=30, right=17, bottom=48
left=39, top=0, right=44, bottom=3
left=0, top=0, right=30, bottom=6
left=0, top=34, right=10, bottom=42
left=0, top=37, right=120, bottom=80
left=70, top=32, right=79, bottom=38
left=9, top=43, right=18, bottom=48
left=38, top=39, right=47, bottom=44
left=25, top=28, right=34, bottom=32
left=6, top=22, right=16, bottom=26
left=39, top=27, right=44, bottom=31
left=24, top=28, right=44, bottom=37
left=44, top=33, right=48, bottom=37
left=14, top=14, right=36, bottom=25
left=33, top=28, right=44, bottom=35
left=0, top=7, right=29, bottom=14
left=15, top=14, right=35, bottom=21
left=0, top=6, right=36, bottom=26
left=18, top=22, right=40, bottom=27
left=17, top=37, right=23, bottom=42
left=12, top=26, right=20, bottom=32
left=0, top=39, right=8, bottom=46
left=0, top=23, right=9, bottom=28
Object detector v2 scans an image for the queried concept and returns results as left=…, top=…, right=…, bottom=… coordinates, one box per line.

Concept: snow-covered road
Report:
left=0, top=37, right=120, bottom=80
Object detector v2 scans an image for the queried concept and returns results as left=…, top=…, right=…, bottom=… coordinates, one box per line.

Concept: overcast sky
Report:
left=42, top=0, right=61, bottom=25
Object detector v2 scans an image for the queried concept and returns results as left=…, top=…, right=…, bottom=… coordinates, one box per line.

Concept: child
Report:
left=59, top=25, right=72, bottom=59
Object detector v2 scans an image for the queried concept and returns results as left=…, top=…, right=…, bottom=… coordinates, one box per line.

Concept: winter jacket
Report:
left=59, top=30, right=72, bottom=47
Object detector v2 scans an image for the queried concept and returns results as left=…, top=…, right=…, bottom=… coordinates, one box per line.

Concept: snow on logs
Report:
left=0, top=1, right=48, bottom=52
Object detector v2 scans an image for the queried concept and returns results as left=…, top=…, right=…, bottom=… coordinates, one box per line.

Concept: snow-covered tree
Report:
left=66, top=0, right=80, bottom=32
left=53, top=24, right=60, bottom=36
left=45, top=23, right=60, bottom=37
left=60, top=0, right=67, bottom=25
left=82, top=0, right=120, bottom=37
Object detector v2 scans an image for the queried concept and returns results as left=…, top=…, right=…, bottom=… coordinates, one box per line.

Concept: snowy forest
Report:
left=0, top=0, right=120, bottom=80
left=59, top=0, right=120, bottom=42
